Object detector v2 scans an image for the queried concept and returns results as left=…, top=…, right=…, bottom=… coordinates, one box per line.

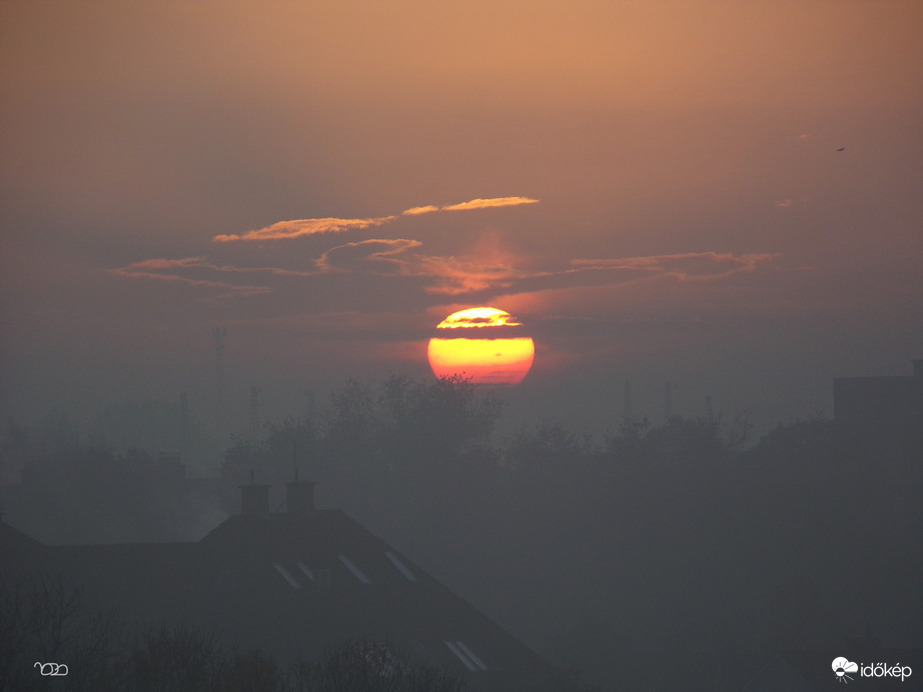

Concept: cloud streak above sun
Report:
left=212, top=216, right=396, bottom=243
left=113, top=242, right=780, bottom=304
left=402, top=197, right=540, bottom=216
left=212, top=196, right=540, bottom=243
left=112, top=195, right=782, bottom=309
left=109, top=256, right=312, bottom=299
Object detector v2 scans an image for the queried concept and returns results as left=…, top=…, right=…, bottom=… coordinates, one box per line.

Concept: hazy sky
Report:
left=2, top=1, right=921, bottom=437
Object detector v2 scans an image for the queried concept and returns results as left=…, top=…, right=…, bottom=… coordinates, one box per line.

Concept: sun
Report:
left=427, top=307, right=535, bottom=385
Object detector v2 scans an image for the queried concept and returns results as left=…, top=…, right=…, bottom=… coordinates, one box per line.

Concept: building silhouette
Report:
left=0, top=481, right=560, bottom=690
left=833, top=359, right=923, bottom=487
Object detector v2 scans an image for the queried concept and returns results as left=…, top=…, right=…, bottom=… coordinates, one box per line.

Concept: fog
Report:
left=2, top=2, right=922, bottom=689
left=2, top=370, right=921, bottom=690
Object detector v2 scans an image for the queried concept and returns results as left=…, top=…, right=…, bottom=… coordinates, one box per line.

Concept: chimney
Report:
left=240, top=472, right=270, bottom=515
left=286, top=473, right=316, bottom=514
left=287, top=441, right=315, bottom=514
left=157, top=452, right=186, bottom=481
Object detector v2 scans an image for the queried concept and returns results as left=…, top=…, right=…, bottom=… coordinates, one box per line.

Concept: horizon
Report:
left=2, top=2, right=921, bottom=442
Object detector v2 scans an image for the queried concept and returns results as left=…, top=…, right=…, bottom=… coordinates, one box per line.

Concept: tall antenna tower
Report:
left=249, top=386, right=261, bottom=442
left=213, top=327, right=227, bottom=431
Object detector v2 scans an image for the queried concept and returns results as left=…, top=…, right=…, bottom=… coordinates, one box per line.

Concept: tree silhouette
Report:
left=289, top=639, right=466, bottom=692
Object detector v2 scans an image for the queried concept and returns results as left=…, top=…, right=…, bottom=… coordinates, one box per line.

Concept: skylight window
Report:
left=444, top=641, right=477, bottom=671
left=385, top=551, right=417, bottom=581
left=337, top=554, right=371, bottom=584
left=272, top=562, right=301, bottom=589
left=455, top=641, right=488, bottom=671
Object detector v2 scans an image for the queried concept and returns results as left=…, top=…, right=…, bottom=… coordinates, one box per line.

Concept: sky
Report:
left=1, top=0, right=921, bottom=441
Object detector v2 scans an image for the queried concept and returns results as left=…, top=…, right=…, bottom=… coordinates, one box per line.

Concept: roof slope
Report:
left=10, top=509, right=559, bottom=691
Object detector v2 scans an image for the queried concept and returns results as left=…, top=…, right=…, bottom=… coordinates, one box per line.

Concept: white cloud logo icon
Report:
left=832, top=657, right=859, bottom=683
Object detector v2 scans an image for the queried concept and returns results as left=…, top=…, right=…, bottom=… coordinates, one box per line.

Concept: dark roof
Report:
left=1, top=508, right=559, bottom=691
left=0, top=518, right=45, bottom=566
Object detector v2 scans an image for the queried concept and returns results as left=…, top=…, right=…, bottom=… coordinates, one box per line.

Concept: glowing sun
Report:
left=427, top=307, right=535, bottom=385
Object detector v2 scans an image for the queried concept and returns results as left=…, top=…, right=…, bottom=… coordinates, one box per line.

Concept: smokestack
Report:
left=240, top=471, right=270, bottom=515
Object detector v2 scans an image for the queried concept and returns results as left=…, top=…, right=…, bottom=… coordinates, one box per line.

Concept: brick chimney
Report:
left=239, top=471, right=270, bottom=515
left=285, top=468, right=315, bottom=514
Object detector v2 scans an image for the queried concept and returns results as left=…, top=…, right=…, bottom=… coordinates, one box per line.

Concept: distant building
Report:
left=833, top=359, right=923, bottom=487
left=0, top=481, right=561, bottom=691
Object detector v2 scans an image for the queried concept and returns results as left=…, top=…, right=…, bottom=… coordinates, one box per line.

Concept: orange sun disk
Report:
left=427, top=307, right=535, bottom=385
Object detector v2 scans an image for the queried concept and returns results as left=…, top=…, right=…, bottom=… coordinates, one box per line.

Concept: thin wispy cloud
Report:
left=212, top=216, right=396, bottom=243
left=569, top=252, right=780, bottom=281
left=402, top=196, right=539, bottom=215
left=116, top=195, right=779, bottom=308
left=316, top=238, right=534, bottom=295
left=109, top=257, right=314, bottom=299
left=113, top=247, right=780, bottom=302
left=118, top=257, right=313, bottom=277
left=314, top=243, right=779, bottom=297
left=315, top=239, right=423, bottom=273
left=211, top=196, right=540, bottom=243
left=110, top=265, right=272, bottom=299
left=401, top=205, right=441, bottom=216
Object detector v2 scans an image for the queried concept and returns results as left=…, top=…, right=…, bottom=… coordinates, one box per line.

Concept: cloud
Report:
left=401, top=205, right=441, bottom=216
left=402, top=196, right=540, bottom=215
left=313, top=238, right=529, bottom=294
left=489, top=252, right=783, bottom=319
left=316, top=238, right=422, bottom=273
left=570, top=252, right=780, bottom=281
left=212, top=216, right=396, bottom=243
left=314, top=237, right=536, bottom=295
left=109, top=256, right=316, bottom=299
left=120, top=257, right=312, bottom=277
left=113, top=245, right=780, bottom=306
left=411, top=254, right=534, bottom=295
left=440, top=196, right=539, bottom=212
left=212, top=196, right=540, bottom=242
left=120, top=197, right=778, bottom=310
left=313, top=243, right=779, bottom=299
left=110, top=265, right=272, bottom=299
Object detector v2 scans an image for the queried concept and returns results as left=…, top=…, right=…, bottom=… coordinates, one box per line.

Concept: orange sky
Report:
left=1, top=0, right=921, bottom=434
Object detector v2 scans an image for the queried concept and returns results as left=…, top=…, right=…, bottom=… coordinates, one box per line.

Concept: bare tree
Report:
left=0, top=571, right=120, bottom=690
left=289, top=639, right=467, bottom=692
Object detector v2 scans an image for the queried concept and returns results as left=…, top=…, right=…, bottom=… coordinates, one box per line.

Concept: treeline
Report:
left=2, top=376, right=920, bottom=691
left=214, top=376, right=922, bottom=691
left=0, top=413, right=213, bottom=544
